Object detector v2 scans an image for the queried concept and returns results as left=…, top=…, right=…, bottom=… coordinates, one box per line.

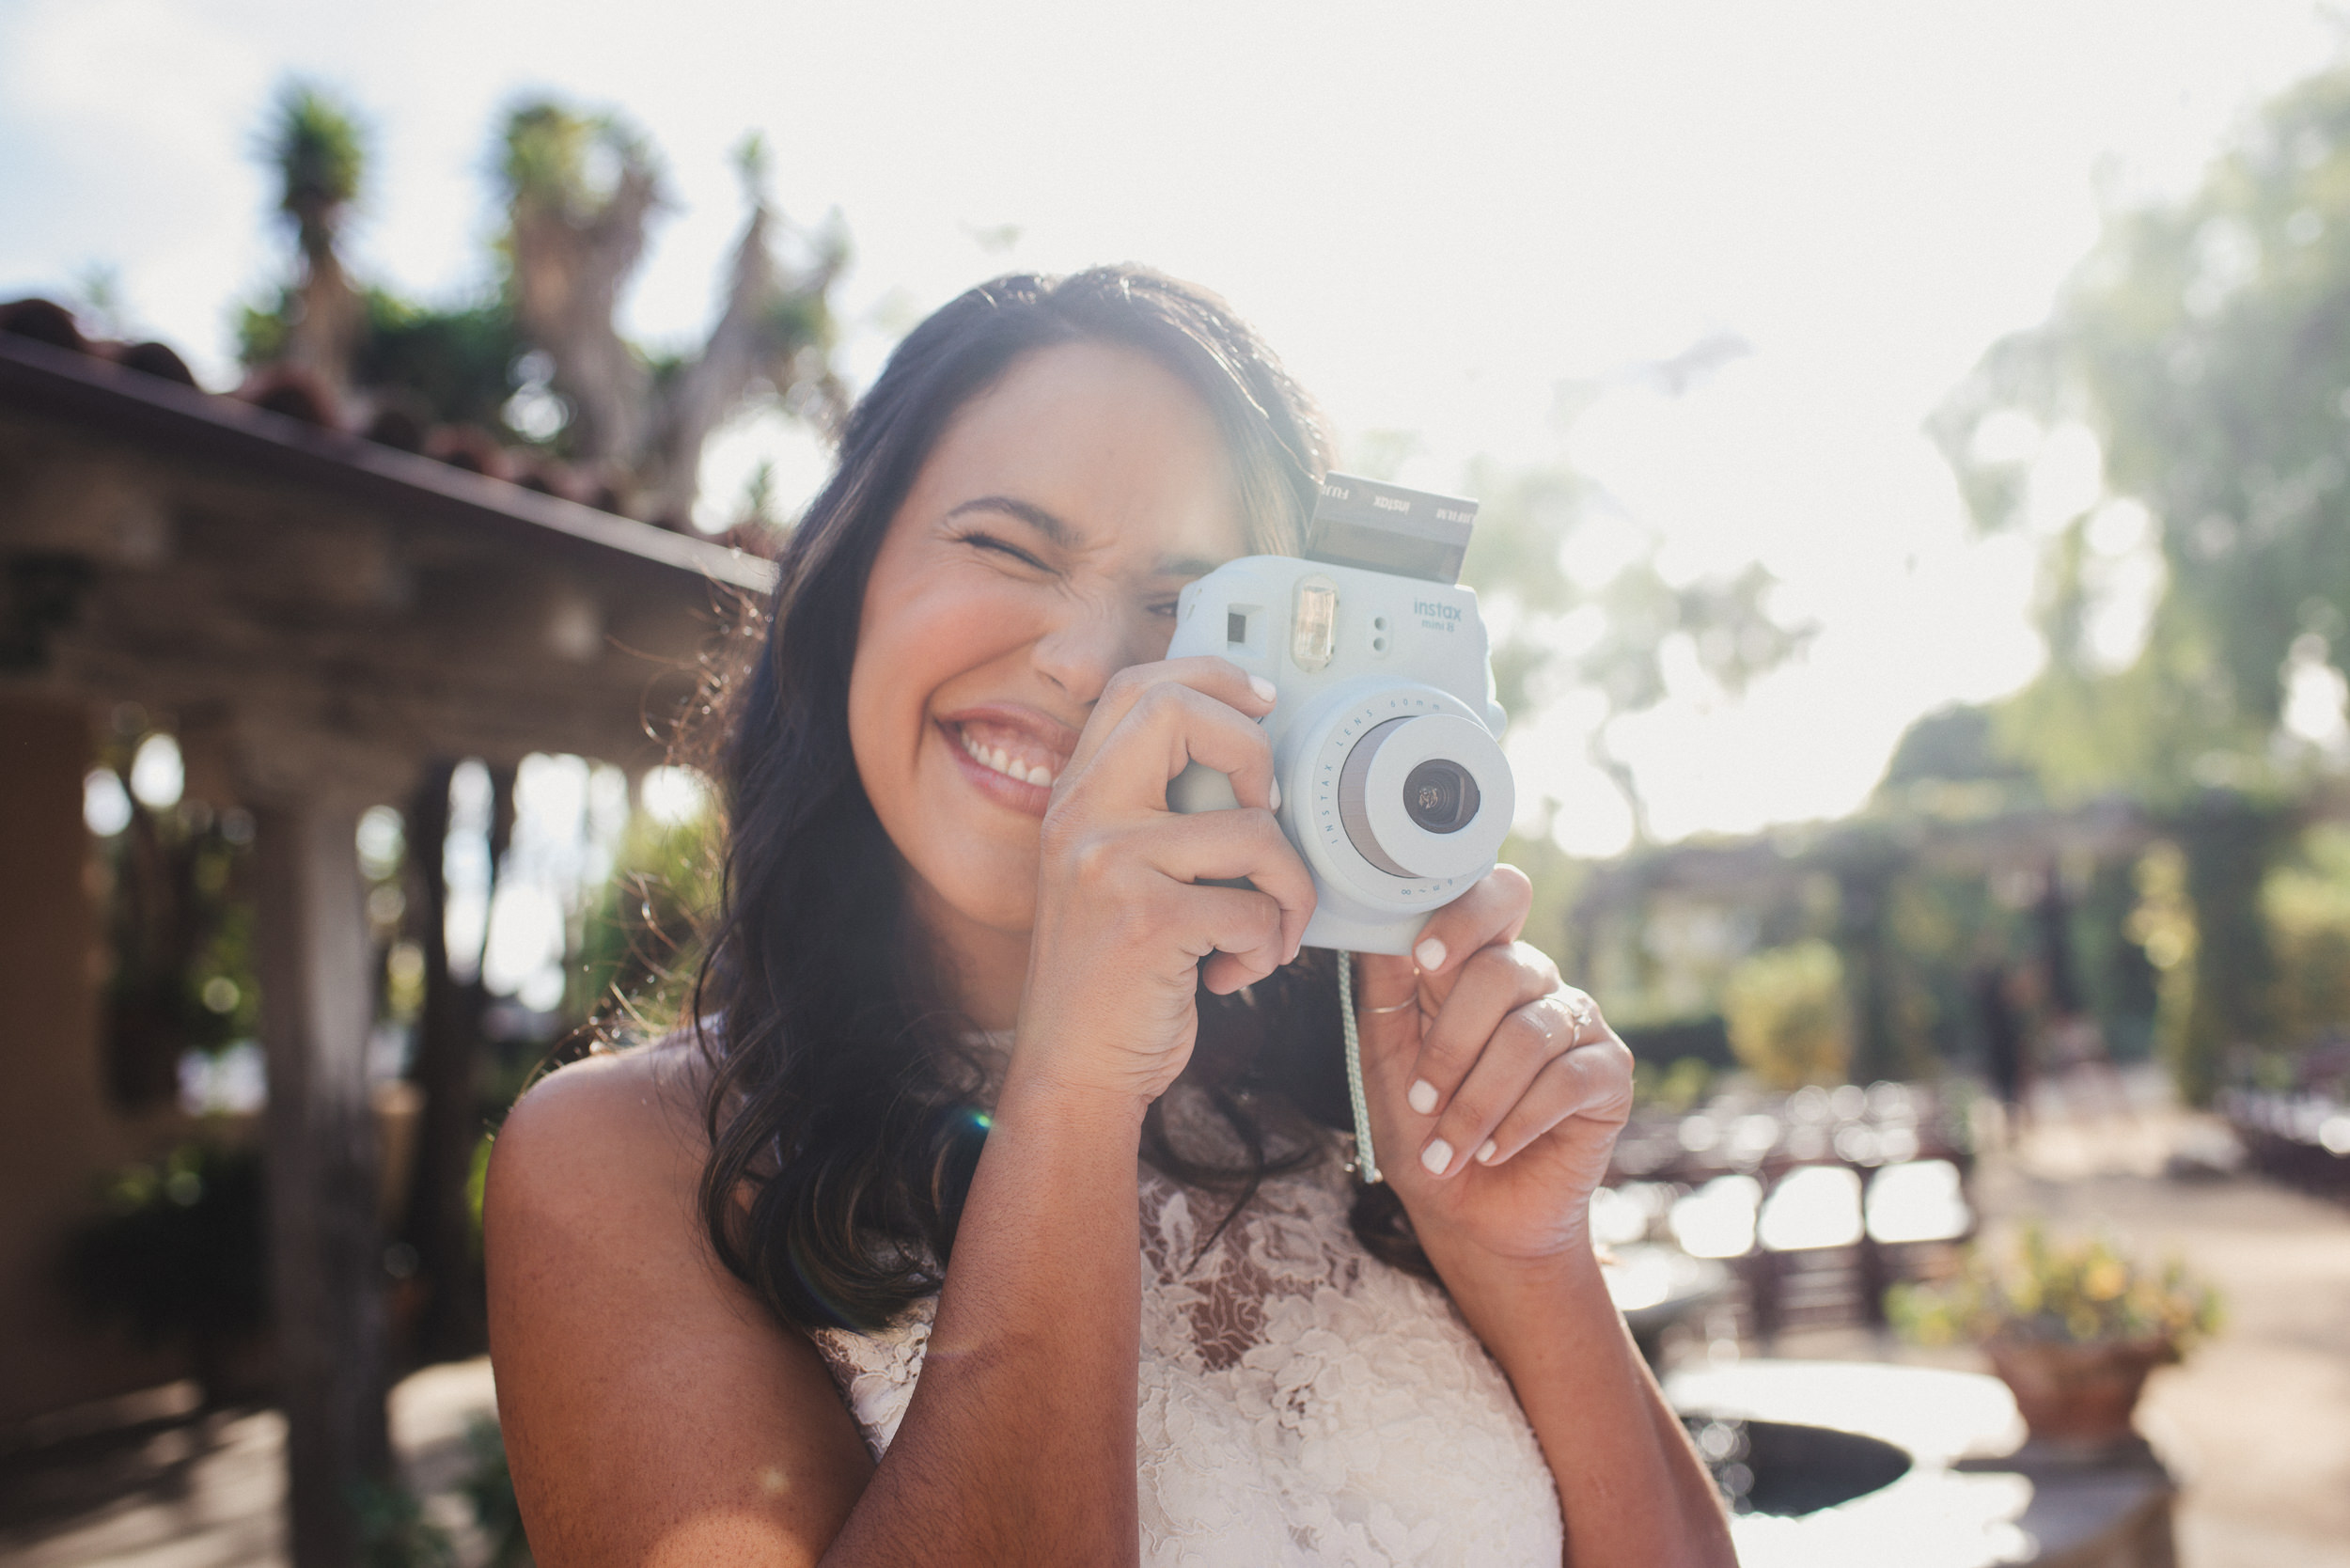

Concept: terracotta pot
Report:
left=1982, top=1335, right=2175, bottom=1444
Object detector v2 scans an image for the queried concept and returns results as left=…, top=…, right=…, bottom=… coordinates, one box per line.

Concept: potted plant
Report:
left=1888, top=1224, right=2220, bottom=1446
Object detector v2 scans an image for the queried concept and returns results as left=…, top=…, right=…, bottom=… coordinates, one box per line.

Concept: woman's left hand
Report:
left=1352, top=866, right=1635, bottom=1267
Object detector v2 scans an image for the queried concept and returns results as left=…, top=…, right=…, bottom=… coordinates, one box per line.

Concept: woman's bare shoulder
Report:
left=495, top=1035, right=710, bottom=1191
left=487, top=1036, right=871, bottom=1567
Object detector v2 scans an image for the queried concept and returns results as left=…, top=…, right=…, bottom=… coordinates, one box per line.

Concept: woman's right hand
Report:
left=1014, top=656, right=1316, bottom=1105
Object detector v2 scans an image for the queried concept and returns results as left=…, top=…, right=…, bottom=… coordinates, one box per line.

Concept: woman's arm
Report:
left=822, top=1074, right=1151, bottom=1562
left=1350, top=875, right=1736, bottom=1568
left=1421, top=1233, right=1736, bottom=1566
left=490, top=658, right=1306, bottom=1566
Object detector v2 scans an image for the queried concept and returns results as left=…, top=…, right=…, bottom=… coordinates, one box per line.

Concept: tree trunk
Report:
left=285, top=247, right=364, bottom=397
left=636, top=202, right=844, bottom=527
left=402, top=760, right=514, bottom=1360
left=509, top=165, right=660, bottom=472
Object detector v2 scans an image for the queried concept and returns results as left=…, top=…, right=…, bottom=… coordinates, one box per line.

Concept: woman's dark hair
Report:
left=693, top=267, right=1427, bottom=1335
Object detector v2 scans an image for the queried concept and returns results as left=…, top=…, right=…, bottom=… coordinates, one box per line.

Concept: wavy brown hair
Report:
left=692, top=268, right=1427, bottom=1335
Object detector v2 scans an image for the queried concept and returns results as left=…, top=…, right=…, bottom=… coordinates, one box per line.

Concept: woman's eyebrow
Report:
left=945, top=495, right=1076, bottom=548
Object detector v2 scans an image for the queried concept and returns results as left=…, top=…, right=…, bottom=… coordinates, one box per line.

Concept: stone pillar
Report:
left=252, top=792, right=390, bottom=1567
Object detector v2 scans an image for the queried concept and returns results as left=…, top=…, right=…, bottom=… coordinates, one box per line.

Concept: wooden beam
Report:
left=251, top=790, right=391, bottom=1567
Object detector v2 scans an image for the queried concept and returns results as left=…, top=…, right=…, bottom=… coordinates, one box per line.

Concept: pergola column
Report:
left=251, top=788, right=391, bottom=1568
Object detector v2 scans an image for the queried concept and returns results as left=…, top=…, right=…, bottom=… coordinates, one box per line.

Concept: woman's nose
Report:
left=1032, top=601, right=1158, bottom=705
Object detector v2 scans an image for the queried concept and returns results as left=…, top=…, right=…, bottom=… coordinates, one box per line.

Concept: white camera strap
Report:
left=1336, top=951, right=1383, bottom=1184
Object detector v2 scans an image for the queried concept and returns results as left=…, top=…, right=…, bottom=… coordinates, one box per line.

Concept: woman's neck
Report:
left=905, top=876, right=1032, bottom=1032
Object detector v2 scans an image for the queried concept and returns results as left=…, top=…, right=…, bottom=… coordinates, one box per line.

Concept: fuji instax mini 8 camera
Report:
left=1166, top=474, right=1513, bottom=956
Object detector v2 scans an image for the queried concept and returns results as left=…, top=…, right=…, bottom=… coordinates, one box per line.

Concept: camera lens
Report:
left=1336, top=710, right=1512, bottom=882
left=1402, top=760, right=1479, bottom=834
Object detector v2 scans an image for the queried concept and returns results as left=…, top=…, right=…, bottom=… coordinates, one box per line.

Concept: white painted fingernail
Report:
left=1407, top=1078, right=1438, bottom=1115
left=1419, top=1138, right=1453, bottom=1176
left=1248, top=673, right=1277, bottom=703
left=1268, top=778, right=1281, bottom=812
left=1477, top=1138, right=1499, bottom=1165
left=1414, top=936, right=1447, bottom=971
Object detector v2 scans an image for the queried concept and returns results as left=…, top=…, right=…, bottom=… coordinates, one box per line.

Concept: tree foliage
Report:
left=269, top=84, right=364, bottom=260
left=572, top=799, right=722, bottom=1036
left=1924, top=63, right=2350, bottom=1084
left=1936, top=64, right=2350, bottom=798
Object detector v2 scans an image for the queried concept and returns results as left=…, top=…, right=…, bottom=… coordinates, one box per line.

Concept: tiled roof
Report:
left=0, top=295, right=783, bottom=562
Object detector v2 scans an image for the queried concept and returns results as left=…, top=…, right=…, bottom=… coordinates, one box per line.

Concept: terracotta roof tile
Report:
left=1, top=296, right=783, bottom=560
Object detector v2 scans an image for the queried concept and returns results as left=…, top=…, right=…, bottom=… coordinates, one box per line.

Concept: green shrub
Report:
left=1721, top=940, right=1851, bottom=1089
left=2264, top=826, right=2350, bottom=1048
left=350, top=1477, right=454, bottom=1568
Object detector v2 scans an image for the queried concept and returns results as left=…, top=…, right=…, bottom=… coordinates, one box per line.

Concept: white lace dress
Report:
left=806, top=1090, right=1566, bottom=1566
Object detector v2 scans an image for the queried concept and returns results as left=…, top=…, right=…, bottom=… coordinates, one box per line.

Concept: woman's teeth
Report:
left=960, top=729, right=1057, bottom=787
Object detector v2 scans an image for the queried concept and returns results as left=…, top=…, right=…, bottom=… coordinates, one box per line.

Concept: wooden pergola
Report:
left=0, top=331, right=776, bottom=1565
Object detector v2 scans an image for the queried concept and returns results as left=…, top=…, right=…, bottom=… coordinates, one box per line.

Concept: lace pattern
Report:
left=807, top=1089, right=1565, bottom=1565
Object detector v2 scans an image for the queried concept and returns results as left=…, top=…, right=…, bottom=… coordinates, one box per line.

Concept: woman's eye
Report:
left=959, top=531, right=1048, bottom=572
left=1147, top=598, right=1183, bottom=619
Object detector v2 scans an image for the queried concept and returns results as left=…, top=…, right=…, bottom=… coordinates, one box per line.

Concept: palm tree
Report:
left=266, top=84, right=367, bottom=392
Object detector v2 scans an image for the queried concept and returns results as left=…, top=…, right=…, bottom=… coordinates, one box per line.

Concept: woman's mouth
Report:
left=937, top=708, right=1078, bottom=815
left=955, top=725, right=1060, bottom=788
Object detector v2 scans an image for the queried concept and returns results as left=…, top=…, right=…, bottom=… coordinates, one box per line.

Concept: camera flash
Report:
left=1292, top=579, right=1338, bottom=671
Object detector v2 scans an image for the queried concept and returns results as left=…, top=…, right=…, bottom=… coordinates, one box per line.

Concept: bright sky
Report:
left=8, top=0, right=2344, bottom=859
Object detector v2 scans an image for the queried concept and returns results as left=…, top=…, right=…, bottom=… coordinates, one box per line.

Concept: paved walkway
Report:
left=0, top=1360, right=500, bottom=1567
left=7, top=1072, right=2346, bottom=1568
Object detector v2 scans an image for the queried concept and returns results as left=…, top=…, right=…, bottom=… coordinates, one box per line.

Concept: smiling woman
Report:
left=482, top=267, right=1733, bottom=1567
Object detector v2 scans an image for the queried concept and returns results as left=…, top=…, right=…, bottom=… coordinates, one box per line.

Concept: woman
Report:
left=486, top=267, right=1734, bottom=1566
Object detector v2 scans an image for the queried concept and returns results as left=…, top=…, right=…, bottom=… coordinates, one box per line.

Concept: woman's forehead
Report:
left=917, top=341, right=1248, bottom=564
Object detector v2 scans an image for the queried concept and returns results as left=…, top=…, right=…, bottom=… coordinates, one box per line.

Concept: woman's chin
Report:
left=901, top=833, right=1040, bottom=943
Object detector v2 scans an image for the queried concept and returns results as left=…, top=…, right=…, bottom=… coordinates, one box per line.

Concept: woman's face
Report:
left=848, top=339, right=1248, bottom=946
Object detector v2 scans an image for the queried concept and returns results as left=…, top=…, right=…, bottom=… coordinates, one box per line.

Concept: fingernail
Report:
left=1414, top=936, right=1447, bottom=971
left=1419, top=1138, right=1453, bottom=1176
left=1407, top=1079, right=1438, bottom=1115
left=1477, top=1138, right=1499, bottom=1165
left=1248, top=673, right=1277, bottom=704
left=1268, top=778, right=1282, bottom=813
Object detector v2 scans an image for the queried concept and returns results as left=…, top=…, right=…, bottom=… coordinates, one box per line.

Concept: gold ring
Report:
left=1362, top=996, right=1423, bottom=1015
